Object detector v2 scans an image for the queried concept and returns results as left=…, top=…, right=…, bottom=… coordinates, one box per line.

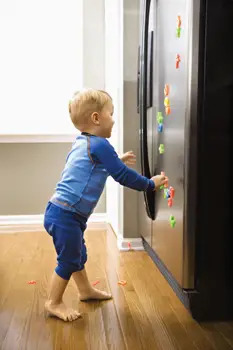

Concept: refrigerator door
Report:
left=151, top=0, right=197, bottom=288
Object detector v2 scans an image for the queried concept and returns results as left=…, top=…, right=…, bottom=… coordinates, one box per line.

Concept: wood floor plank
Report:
left=125, top=252, right=214, bottom=350
left=200, top=322, right=233, bottom=350
left=84, top=234, right=126, bottom=350
left=1, top=227, right=233, bottom=350
left=212, top=322, right=233, bottom=348
left=111, top=252, right=196, bottom=350
left=86, top=230, right=145, bottom=350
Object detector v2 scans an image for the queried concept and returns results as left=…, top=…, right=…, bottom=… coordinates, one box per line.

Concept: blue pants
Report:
left=44, top=202, right=88, bottom=280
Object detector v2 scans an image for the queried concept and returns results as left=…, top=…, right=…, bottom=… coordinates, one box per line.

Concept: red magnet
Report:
left=164, top=84, right=170, bottom=96
left=118, top=280, right=127, bottom=286
left=92, top=280, right=100, bottom=286
left=176, top=54, right=181, bottom=69
left=169, top=186, right=175, bottom=198
left=128, top=242, right=132, bottom=250
left=168, top=198, right=173, bottom=207
left=165, top=106, right=171, bottom=115
left=177, top=16, right=182, bottom=28
left=27, top=280, right=36, bottom=285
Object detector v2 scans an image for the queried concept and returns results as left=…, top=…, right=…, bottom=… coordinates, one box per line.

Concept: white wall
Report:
left=105, top=0, right=124, bottom=236
left=0, top=0, right=83, bottom=135
left=0, top=0, right=107, bottom=216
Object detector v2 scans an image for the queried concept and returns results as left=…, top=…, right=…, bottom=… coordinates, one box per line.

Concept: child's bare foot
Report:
left=79, top=287, right=112, bottom=301
left=45, top=300, right=81, bottom=322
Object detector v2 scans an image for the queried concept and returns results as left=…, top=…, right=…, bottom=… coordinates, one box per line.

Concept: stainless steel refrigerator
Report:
left=137, top=0, right=233, bottom=321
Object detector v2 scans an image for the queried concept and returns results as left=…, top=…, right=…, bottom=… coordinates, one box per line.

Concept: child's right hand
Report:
left=151, top=174, right=168, bottom=190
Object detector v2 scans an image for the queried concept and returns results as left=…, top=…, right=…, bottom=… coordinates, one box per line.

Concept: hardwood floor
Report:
left=0, top=225, right=233, bottom=350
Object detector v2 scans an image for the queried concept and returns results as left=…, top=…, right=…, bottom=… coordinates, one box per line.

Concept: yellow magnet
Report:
left=164, top=97, right=170, bottom=107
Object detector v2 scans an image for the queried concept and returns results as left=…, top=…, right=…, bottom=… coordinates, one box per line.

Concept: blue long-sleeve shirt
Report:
left=50, top=133, right=155, bottom=218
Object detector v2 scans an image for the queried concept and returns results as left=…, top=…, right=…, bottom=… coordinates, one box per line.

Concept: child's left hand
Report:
left=120, top=151, right=136, bottom=165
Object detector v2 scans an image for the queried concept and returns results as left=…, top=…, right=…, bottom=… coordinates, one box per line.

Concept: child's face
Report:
left=99, top=101, right=115, bottom=138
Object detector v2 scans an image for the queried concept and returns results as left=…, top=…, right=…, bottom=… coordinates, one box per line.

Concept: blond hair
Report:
left=69, top=88, right=112, bottom=131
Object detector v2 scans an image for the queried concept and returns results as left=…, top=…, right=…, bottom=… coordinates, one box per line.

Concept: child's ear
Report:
left=91, top=112, right=100, bottom=125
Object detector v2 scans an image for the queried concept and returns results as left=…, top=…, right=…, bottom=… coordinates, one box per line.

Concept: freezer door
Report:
left=151, top=0, right=198, bottom=288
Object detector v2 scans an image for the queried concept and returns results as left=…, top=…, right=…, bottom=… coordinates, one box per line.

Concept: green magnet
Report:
left=157, top=112, right=164, bottom=124
left=159, top=144, right=165, bottom=154
left=160, top=185, right=164, bottom=190
left=176, top=27, right=181, bottom=38
left=170, top=215, right=176, bottom=228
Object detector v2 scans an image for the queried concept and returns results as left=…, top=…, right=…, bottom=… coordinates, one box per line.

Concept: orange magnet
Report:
left=177, top=16, right=182, bottom=28
left=176, top=54, right=181, bottom=69
left=164, top=181, right=169, bottom=188
left=164, top=84, right=170, bottom=96
left=164, top=97, right=170, bottom=107
left=168, top=198, right=173, bottom=207
left=92, top=280, right=100, bottom=286
left=169, top=186, right=175, bottom=198
left=118, top=280, right=127, bottom=286
left=165, top=106, right=171, bottom=115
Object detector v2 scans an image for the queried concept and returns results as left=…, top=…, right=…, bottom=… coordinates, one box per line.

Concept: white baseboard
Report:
left=0, top=215, right=44, bottom=226
left=0, top=213, right=107, bottom=233
left=89, top=213, right=107, bottom=223
left=117, top=236, right=144, bottom=251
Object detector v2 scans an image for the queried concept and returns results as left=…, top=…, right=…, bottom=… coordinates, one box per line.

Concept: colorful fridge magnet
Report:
left=164, top=84, right=170, bottom=96
left=159, top=144, right=165, bottom=154
left=170, top=215, right=176, bottom=228
left=176, top=16, right=181, bottom=38
left=165, top=106, right=171, bottom=115
left=176, top=54, right=181, bottom=69
left=164, top=188, right=170, bottom=199
left=169, top=186, right=175, bottom=198
left=168, top=198, right=173, bottom=207
left=176, top=28, right=181, bottom=38
left=176, top=16, right=182, bottom=37
left=164, top=97, right=170, bottom=107
left=92, top=280, right=100, bottom=286
left=118, top=280, right=127, bottom=286
left=158, top=123, right=163, bottom=133
left=177, top=15, right=182, bottom=28
left=157, top=112, right=164, bottom=124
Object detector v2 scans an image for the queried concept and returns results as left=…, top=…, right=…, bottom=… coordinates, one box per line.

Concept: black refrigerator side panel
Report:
left=189, top=0, right=233, bottom=321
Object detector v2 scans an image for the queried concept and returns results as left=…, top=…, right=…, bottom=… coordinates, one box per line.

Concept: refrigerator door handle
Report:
left=140, top=0, right=155, bottom=220
left=147, top=30, right=153, bottom=109
left=137, top=46, right=141, bottom=113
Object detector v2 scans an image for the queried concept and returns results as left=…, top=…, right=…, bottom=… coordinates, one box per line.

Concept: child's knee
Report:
left=56, top=259, right=84, bottom=280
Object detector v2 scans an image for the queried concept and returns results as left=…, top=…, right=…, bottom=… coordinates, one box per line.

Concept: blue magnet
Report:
left=164, top=188, right=170, bottom=199
left=158, top=123, right=163, bottom=133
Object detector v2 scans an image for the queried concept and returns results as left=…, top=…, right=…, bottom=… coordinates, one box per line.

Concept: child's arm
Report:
left=91, top=137, right=166, bottom=192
